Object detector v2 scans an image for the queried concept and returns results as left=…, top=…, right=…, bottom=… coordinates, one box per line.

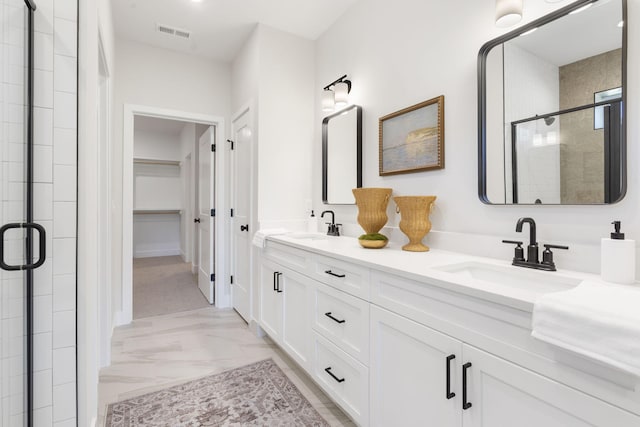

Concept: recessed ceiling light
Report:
left=520, top=27, right=538, bottom=36
left=191, top=0, right=202, bottom=2
left=569, top=3, right=592, bottom=15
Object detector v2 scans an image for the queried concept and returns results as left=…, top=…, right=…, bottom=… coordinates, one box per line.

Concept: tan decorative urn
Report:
left=352, top=187, right=393, bottom=249
left=394, top=196, right=437, bottom=252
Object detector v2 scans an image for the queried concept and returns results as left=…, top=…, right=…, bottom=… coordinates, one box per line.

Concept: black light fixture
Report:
left=322, top=75, right=352, bottom=112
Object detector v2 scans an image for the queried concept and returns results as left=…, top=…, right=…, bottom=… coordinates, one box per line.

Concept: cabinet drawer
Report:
left=263, top=241, right=312, bottom=273
left=313, top=284, right=370, bottom=365
left=312, top=332, right=369, bottom=426
left=312, top=254, right=370, bottom=299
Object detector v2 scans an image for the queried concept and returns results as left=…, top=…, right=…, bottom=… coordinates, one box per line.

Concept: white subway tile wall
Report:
left=1, top=0, right=77, bottom=426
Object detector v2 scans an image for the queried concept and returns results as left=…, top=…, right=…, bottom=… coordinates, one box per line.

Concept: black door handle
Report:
left=324, top=270, right=345, bottom=278
left=446, top=354, right=456, bottom=399
left=324, top=312, right=346, bottom=324
left=0, top=223, right=46, bottom=271
left=240, top=224, right=249, bottom=232
left=273, top=271, right=278, bottom=291
left=324, top=367, right=345, bottom=383
left=276, top=272, right=283, bottom=293
left=194, top=218, right=200, bottom=223
left=462, top=362, right=472, bottom=410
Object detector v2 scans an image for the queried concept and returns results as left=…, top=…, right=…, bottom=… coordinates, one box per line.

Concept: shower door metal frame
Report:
left=0, top=2, right=41, bottom=425
left=25, top=2, right=37, bottom=424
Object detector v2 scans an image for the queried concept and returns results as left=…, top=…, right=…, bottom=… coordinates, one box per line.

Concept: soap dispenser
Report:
left=307, top=210, right=318, bottom=233
left=601, top=221, right=636, bottom=285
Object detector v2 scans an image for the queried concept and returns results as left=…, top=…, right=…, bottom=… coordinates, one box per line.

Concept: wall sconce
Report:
left=322, top=75, right=351, bottom=112
left=495, top=0, right=523, bottom=27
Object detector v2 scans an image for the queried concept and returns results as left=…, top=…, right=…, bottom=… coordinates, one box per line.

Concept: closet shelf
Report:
left=133, top=158, right=181, bottom=166
left=133, top=209, right=182, bottom=215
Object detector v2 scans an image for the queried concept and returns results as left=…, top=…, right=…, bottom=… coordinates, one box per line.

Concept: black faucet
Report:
left=516, top=217, right=538, bottom=264
left=321, top=210, right=341, bottom=236
left=503, top=217, right=568, bottom=271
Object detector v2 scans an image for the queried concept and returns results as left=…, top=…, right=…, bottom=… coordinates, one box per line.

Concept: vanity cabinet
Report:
left=370, top=305, right=462, bottom=427
left=371, top=304, right=639, bottom=427
left=259, top=240, right=640, bottom=427
left=259, top=259, right=313, bottom=370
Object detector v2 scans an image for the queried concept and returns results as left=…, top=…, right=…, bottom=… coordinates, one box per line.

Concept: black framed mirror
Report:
left=322, top=105, right=363, bottom=204
left=478, top=0, right=626, bottom=205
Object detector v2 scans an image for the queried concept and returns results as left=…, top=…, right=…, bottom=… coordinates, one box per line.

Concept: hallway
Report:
left=97, top=307, right=353, bottom=426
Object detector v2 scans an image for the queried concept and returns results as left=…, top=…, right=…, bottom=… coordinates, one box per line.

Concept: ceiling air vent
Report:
left=156, top=23, right=191, bottom=40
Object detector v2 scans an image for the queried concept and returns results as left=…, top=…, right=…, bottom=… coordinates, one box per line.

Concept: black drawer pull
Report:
left=324, top=270, right=345, bottom=278
left=324, top=367, right=345, bottom=383
left=446, top=354, right=456, bottom=399
left=324, top=312, right=346, bottom=324
left=276, top=272, right=283, bottom=293
left=462, top=362, right=472, bottom=410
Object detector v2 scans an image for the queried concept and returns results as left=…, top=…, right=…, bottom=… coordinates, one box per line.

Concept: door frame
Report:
left=122, top=104, right=228, bottom=323
left=230, top=101, right=257, bottom=323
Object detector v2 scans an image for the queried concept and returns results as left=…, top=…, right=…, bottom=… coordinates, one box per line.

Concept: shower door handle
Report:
left=0, top=223, right=46, bottom=271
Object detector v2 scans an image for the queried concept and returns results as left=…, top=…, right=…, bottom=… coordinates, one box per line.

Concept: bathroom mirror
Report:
left=478, top=0, right=626, bottom=205
left=322, top=105, right=363, bottom=204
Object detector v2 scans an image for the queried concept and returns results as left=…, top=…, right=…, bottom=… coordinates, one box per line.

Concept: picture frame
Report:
left=379, top=95, right=444, bottom=176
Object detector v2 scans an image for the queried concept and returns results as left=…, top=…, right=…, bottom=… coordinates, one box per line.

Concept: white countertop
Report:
left=267, top=233, right=609, bottom=312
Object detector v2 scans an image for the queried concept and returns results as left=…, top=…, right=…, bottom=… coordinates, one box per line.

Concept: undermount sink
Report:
left=433, top=261, right=582, bottom=294
left=286, top=232, right=329, bottom=241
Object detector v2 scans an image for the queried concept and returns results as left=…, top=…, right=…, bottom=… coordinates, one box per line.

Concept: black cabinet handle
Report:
left=462, top=362, right=472, bottom=410
left=273, top=271, right=278, bottom=291
left=276, top=272, right=283, bottom=293
left=324, top=367, right=345, bottom=383
left=446, top=354, right=456, bottom=399
left=324, top=270, right=345, bottom=278
left=194, top=218, right=200, bottom=223
left=240, top=224, right=249, bottom=232
left=0, top=223, right=46, bottom=271
left=324, top=312, right=346, bottom=324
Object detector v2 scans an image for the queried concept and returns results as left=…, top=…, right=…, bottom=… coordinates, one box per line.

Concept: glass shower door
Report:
left=1, top=1, right=42, bottom=425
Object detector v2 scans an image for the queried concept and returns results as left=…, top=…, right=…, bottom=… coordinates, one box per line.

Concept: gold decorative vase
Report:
left=352, top=188, right=392, bottom=233
left=394, top=196, right=437, bottom=252
left=353, top=188, right=393, bottom=249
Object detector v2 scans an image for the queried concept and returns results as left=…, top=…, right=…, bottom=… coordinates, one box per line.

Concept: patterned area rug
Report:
left=105, top=359, right=329, bottom=426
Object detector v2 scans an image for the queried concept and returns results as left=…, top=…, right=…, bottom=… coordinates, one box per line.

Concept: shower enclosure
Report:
left=1, top=0, right=44, bottom=425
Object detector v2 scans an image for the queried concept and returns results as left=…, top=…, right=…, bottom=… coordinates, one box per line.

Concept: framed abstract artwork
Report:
left=379, top=95, right=444, bottom=176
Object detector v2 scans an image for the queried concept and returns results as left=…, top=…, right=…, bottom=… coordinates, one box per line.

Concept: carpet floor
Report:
left=105, top=358, right=329, bottom=426
left=133, top=256, right=210, bottom=319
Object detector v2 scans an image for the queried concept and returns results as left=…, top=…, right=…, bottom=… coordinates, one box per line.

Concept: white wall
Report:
left=504, top=43, right=560, bottom=204
left=133, top=128, right=181, bottom=160
left=111, top=39, right=231, bottom=319
left=78, top=0, right=116, bottom=424
left=314, top=0, right=640, bottom=276
left=230, top=25, right=315, bottom=324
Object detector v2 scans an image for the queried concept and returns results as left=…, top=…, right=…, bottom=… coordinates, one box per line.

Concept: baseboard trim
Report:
left=133, top=248, right=181, bottom=258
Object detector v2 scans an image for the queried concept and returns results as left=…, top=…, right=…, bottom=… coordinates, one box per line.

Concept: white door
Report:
left=462, top=344, right=640, bottom=427
left=197, top=126, right=215, bottom=303
left=370, top=305, right=463, bottom=427
left=231, top=110, right=252, bottom=320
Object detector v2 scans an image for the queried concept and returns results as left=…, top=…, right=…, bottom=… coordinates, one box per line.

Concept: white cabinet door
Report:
left=462, top=344, right=640, bottom=427
left=370, top=306, right=463, bottom=427
left=259, top=261, right=283, bottom=342
left=281, top=268, right=313, bottom=370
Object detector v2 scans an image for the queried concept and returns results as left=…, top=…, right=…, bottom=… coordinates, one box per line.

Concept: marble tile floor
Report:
left=97, top=307, right=355, bottom=426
